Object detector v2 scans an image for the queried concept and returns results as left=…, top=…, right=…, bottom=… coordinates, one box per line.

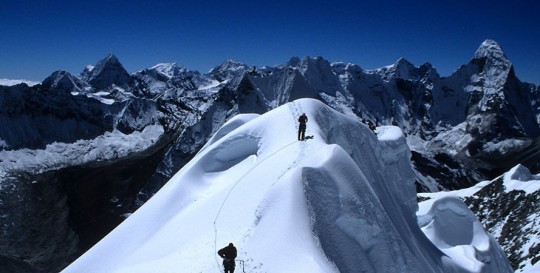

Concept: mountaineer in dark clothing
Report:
left=218, top=243, right=237, bottom=273
left=298, top=113, right=308, bottom=141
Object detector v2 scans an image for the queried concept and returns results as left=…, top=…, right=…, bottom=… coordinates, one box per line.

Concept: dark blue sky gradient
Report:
left=1, top=0, right=539, bottom=84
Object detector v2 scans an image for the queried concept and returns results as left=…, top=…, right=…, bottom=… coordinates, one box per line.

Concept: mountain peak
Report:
left=375, top=57, right=416, bottom=81
left=103, top=52, right=120, bottom=63
left=395, top=57, right=412, bottom=66
left=149, top=63, right=189, bottom=79
left=85, top=53, right=131, bottom=89
left=215, top=59, right=248, bottom=71
left=473, top=39, right=508, bottom=62
left=286, top=56, right=301, bottom=67
left=94, top=53, right=124, bottom=71
left=393, top=57, right=415, bottom=71
left=42, top=70, right=88, bottom=92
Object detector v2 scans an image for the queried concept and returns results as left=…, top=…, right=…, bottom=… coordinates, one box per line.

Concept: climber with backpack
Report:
left=218, top=243, right=237, bottom=273
left=298, top=113, right=308, bottom=141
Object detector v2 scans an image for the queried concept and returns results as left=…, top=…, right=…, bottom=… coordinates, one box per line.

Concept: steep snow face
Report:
left=62, top=99, right=511, bottom=273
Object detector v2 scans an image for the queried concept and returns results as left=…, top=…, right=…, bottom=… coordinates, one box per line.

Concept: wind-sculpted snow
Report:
left=418, top=164, right=540, bottom=273
left=62, top=99, right=512, bottom=273
left=202, top=114, right=259, bottom=150
left=419, top=197, right=513, bottom=273
left=198, top=134, right=260, bottom=173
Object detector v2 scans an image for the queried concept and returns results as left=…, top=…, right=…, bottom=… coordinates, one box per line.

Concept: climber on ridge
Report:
left=218, top=243, right=237, bottom=273
left=298, top=113, right=308, bottom=141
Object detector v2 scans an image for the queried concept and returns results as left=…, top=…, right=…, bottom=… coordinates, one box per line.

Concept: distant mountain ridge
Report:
left=0, top=39, right=538, bottom=272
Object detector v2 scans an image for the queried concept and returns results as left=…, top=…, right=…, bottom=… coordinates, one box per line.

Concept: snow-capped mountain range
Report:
left=0, top=39, right=538, bottom=272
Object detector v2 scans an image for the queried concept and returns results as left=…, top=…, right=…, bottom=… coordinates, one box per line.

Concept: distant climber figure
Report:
left=367, top=120, right=376, bottom=132
left=298, top=113, right=308, bottom=141
left=218, top=243, right=237, bottom=273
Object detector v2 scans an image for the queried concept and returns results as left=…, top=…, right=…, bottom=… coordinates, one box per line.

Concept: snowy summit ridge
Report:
left=473, top=39, right=509, bottom=62
left=62, top=99, right=512, bottom=273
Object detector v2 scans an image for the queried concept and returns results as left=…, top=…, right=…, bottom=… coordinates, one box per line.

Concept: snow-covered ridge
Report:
left=0, top=78, right=40, bottom=86
left=0, top=125, right=164, bottom=181
left=62, top=99, right=512, bottom=273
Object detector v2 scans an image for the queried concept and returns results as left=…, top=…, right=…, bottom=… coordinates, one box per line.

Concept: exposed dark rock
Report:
left=465, top=178, right=540, bottom=271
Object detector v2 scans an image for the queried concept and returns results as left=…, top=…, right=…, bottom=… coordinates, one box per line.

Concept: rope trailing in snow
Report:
left=213, top=139, right=299, bottom=272
left=213, top=102, right=304, bottom=272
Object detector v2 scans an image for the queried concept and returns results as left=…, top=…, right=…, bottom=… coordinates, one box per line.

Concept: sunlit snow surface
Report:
left=418, top=164, right=540, bottom=273
left=0, top=125, right=164, bottom=180
left=0, top=78, right=40, bottom=86
left=62, top=99, right=512, bottom=273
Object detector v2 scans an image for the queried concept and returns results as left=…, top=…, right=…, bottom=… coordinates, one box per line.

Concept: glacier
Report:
left=62, top=99, right=512, bottom=273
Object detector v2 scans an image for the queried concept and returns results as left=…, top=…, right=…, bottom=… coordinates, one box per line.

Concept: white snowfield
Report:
left=62, top=99, right=513, bottom=273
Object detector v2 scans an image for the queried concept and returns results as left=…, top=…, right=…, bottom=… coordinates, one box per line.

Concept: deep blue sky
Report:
left=1, top=0, right=539, bottom=84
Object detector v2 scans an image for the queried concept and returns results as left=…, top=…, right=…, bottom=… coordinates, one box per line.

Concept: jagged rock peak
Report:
left=473, top=39, right=509, bottom=63
left=302, top=56, right=331, bottom=67
left=329, top=62, right=348, bottom=74
left=208, top=60, right=249, bottom=82
left=93, top=53, right=128, bottom=74
left=284, top=56, right=332, bottom=70
left=469, top=39, right=513, bottom=92
left=375, top=57, right=416, bottom=80
left=286, top=56, right=301, bottom=68
left=42, top=70, right=88, bottom=92
left=85, top=53, right=131, bottom=89
left=418, top=62, right=440, bottom=80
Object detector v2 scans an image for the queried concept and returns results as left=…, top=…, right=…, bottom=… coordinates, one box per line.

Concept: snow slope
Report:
left=62, top=99, right=512, bottom=273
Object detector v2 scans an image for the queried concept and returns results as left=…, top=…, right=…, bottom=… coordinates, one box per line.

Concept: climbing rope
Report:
left=213, top=139, right=299, bottom=272
left=213, top=102, right=305, bottom=272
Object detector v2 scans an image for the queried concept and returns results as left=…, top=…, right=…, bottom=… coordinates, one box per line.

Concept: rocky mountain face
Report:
left=465, top=171, right=539, bottom=272
left=0, top=39, right=538, bottom=272
left=418, top=164, right=539, bottom=273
